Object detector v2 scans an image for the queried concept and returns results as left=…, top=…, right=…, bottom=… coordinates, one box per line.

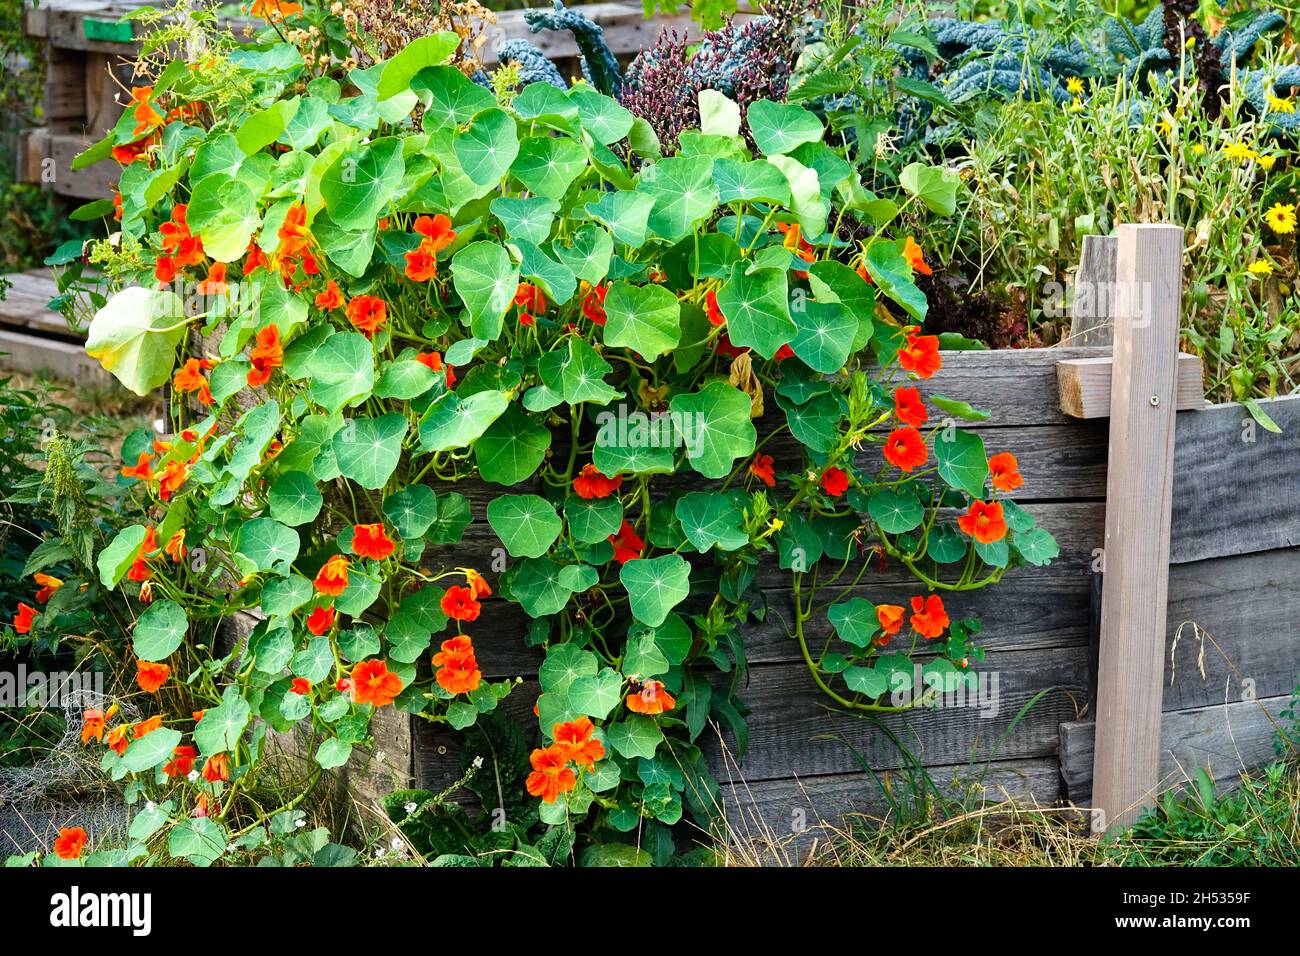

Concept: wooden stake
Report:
left=1070, top=234, right=1119, bottom=346
left=1090, top=224, right=1184, bottom=833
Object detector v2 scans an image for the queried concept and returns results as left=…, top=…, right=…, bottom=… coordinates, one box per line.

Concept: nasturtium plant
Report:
left=50, top=5, right=1055, bottom=865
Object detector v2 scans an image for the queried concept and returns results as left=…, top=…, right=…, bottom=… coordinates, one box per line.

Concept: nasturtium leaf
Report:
left=868, top=488, right=924, bottom=534
left=927, top=522, right=968, bottom=563
left=1001, top=500, right=1037, bottom=533
left=315, top=738, right=353, bottom=769
left=843, top=665, right=889, bottom=699
left=121, top=728, right=183, bottom=774
left=235, top=518, right=300, bottom=576
left=827, top=598, right=880, bottom=648
left=97, top=525, right=148, bottom=589
left=808, top=260, right=875, bottom=350
left=490, top=196, right=558, bottom=245
left=418, top=389, right=508, bottom=452
left=864, top=240, right=927, bottom=321
left=133, top=599, right=187, bottom=661
left=225, top=401, right=281, bottom=482
left=934, top=429, right=988, bottom=499
left=789, top=300, right=855, bottom=373
left=674, top=492, right=748, bottom=552
left=321, top=137, right=405, bottom=230
left=586, top=190, right=655, bottom=248
left=565, top=495, right=624, bottom=544
left=306, top=332, right=376, bottom=412
left=261, top=575, right=313, bottom=618
left=637, top=154, right=719, bottom=241
left=511, top=134, right=586, bottom=201
left=567, top=667, right=623, bottom=720
left=186, top=176, right=260, bottom=262
left=623, top=631, right=669, bottom=678
left=591, top=432, right=675, bottom=477
left=378, top=32, right=460, bottom=99
left=1013, top=527, right=1060, bottom=567
left=454, top=107, right=519, bottom=186
left=383, top=484, right=437, bottom=539
left=511, top=238, right=576, bottom=305
left=375, top=358, right=437, bottom=400
left=715, top=264, right=793, bottom=359
left=976, top=537, right=1010, bottom=569
left=412, top=65, right=495, bottom=128
left=129, top=800, right=174, bottom=842
left=602, top=282, right=680, bottom=361
left=475, top=404, right=550, bottom=485
left=507, top=557, right=587, bottom=618
left=620, top=555, right=691, bottom=627
left=767, top=154, right=828, bottom=241
left=713, top=157, right=792, bottom=205
left=452, top=241, right=519, bottom=341
left=314, top=214, right=377, bottom=278
left=236, top=98, right=300, bottom=154
left=606, top=716, right=663, bottom=760
left=538, top=643, right=598, bottom=696
left=899, top=162, right=959, bottom=216
left=190, top=131, right=244, bottom=184
left=268, top=470, right=324, bottom=526
left=85, top=287, right=188, bottom=396
left=570, top=87, right=635, bottom=144
left=487, top=494, right=563, bottom=558
left=776, top=512, right=824, bottom=571
left=699, top=89, right=741, bottom=137
left=776, top=390, right=841, bottom=453
left=553, top=223, right=613, bottom=286
left=746, top=100, right=824, bottom=156
left=669, top=382, right=757, bottom=479
left=194, top=687, right=251, bottom=755
left=513, top=81, right=580, bottom=125
left=333, top=414, right=407, bottom=490
left=538, top=336, right=621, bottom=406
left=427, top=492, right=473, bottom=544
left=279, top=96, right=331, bottom=149
left=292, top=636, right=335, bottom=684
left=252, top=626, right=294, bottom=674
left=168, top=818, right=227, bottom=867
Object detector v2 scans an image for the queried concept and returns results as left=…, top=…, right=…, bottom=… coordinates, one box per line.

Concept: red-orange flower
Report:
left=80, top=708, right=106, bottom=745
left=903, top=236, right=932, bottom=276
left=582, top=284, right=608, bottom=325
left=989, top=452, right=1023, bottom=492
left=749, top=452, right=776, bottom=487
left=957, top=500, right=1008, bottom=544
left=909, top=594, right=950, bottom=639
left=33, top=573, right=63, bottom=604
left=250, top=0, right=302, bottom=19
left=306, top=605, right=335, bottom=636
left=525, top=744, right=577, bottom=803
left=463, top=568, right=492, bottom=599
left=877, top=604, right=905, bottom=636
left=351, top=659, right=403, bottom=707
left=314, top=279, right=344, bottom=309
left=821, top=466, right=849, bottom=497
left=314, top=555, right=350, bottom=596
left=121, top=451, right=155, bottom=482
left=413, top=214, right=456, bottom=253
left=608, top=519, right=645, bottom=565
left=704, top=289, right=726, bottom=326
left=352, top=523, right=396, bottom=562
left=247, top=323, right=283, bottom=387
left=195, top=262, right=228, bottom=296
left=131, top=86, right=164, bottom=136
left=897, top=327, right=942, bottom=379
left=164, top=530, right=187, bottom=563
left=415, top=351, right=456, bottom=386
left=346, top=295, right=387, bottom=336
left=893, top=386, right=927, bottom=428
left=404, top=247, right=438, bottom=282
left=53, top=826, right=88, bottom=860
left=432, top=634, right=482, bottom=695
left=14, top=602, right=38, bottom=634
left=626, top=679, right=676, bottom=715
left=440, top=585, right=481, bottom=622
left=164, top=745, right=197, bottom=777
left=133, top=715, right=163, bottom=738
left=173, top=357, right=215, bottom=405
left=291, top=677, right=311, bottom=696
left=105, top=724, right=129, bottom=755
left=158, top=458, right=190, bottom=502
left=202, top=752, right=230, bottom=782
left=573, top=464, right=621, bottom=500
left=554, top=716, right=605, bottom=771
left=277, top=202, right=311, bottom=258
left=882, top=426, right=927, bottom=473
left=136, top=660, right=170, bottom=693
left=514, top=283, right=547, bottom=314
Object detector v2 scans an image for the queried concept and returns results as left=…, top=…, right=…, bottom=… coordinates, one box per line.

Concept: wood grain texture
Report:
left=0, top=328, right=110, bottom=383
left=1091, top=223, right=1184, bottom=832
left=1059, top=694, right=1292, bottom=805
left=1068, top=233, right=1118, bottom=347
left=1056, top=353, right=1205, bottom=419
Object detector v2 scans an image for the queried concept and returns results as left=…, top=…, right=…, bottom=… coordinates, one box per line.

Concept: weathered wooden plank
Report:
left=1059, top=695, right=1292, bottom=805
left=1091, top=222, right=1184, bottom=832
left=1169, top=395, right=1300, bottom=564
left=717, top=757, right=1064, bottom=862
left=0, top=328, right=110, bottom=383
left=1068, top=233, right=1118, bottom=347
left=0, top=270, right=80, bottom=338
left=1056, top=352, right=1204, bottom=419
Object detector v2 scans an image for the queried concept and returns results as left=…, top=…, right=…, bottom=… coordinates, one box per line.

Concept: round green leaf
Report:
left=934, top=429, right=989, bottom=499
left=603, top=282, right=681, bottom=361
left=133, top=598, right=188, bottom=661
left=827, top=597, right=879, bottom=648
left=668, top=382, right=757, bottom=479
left=452, top=241, right=519, bottom=341
left=715, top=264, right=793, bottom=359
left=487, top=494, right=563, bottom=559
left=619, top=554, right=691, bottom=627
left=268, top=470, right=324, bottom=526
left=85, top=287, right=188, bottom=396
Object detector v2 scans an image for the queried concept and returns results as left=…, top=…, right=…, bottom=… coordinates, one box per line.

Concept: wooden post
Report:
left=1090, top=224, right=1184, bottom=833
left=1070, top=233, right=1119, bottom=346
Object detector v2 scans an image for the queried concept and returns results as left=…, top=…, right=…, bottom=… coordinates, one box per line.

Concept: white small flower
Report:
left=404, top=801, right=417, bottom=814
left=145, top=801, right=156, bottom=812
left=187, top=770, right=199, bottom=782
left=295, top=818, right=306, bottom=828
left=374, top=846, right=385, bottom=858
left=390, top=837, right=403, bottom=851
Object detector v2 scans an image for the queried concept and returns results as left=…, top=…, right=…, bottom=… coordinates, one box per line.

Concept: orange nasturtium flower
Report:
left=988, top=452, right=1023, bottom=492
left=194, top=262, right=229, bottom=296
left=415, top=350, right=456, bottom=386
left=573, top=464, right=622, bottom=500
left=525, top=745, right=577, bottom=803
left=173, top=358, right=215, bottom=405
left=893, top=386, right=927, bottom=428
left=121, top=451, right=155, bottom=482
left=897, top=327, right=942, bottom=379
left=440, top=585, right=482, bottom=622
left=290, top=677, right=312, bottom=696
left=247, top=323, right=283, bottom=387
left=314, top=555, right=350, bottom=596
left=164, top=745, right=197, bottom=778
left=351, top=659, right=404, bottom=707
left=164, top=530, right=187, bottom=563
left=133, top=715, right=163, bottom=738
left=414, top=213, right=456, bottom=253
left=749, top=452, right=776, bottom=487
left=34, top=573, right=63, bottom=604
left=250, top=0, right=302, bottom=20
left=352, top=523, right=396, bottom=562
left=130, top=86, right=164, bottom=136
left=136, top=660, right=171, bottom=693
left=882, top=426, right=927, bottom=472
left=958, top=500, right=1008, bottom=544
left=462, top=568, right=492, bottom=599
left=404, top=247, right=438, bottom=282
left=158, top=459, right=190, bottom=502
left=909, top=594, right=950, bottom=639
left=608, top=520, right=645, bottom=565
left=53, top=826, right=88, bottom=861
left=314, top=279, right=344, bottom=309
left=627, top=679, right=676, bottom=715
left=432, top=635, right=482, bottom=695
left=80, top=708, right=106, bottom=745
left=876, top=604, right=906, bottom=637
left=306, top=605, right=335, bottom=636
left=820, top=466, right=849, bottom=497
left=582, top=283, right=608, bottom=325
left=105, top=724, right=129, bottom=755
left=902, top=236, right=933, bottom=276
left=346, top=295, right=388, bottom=337
left=202, top=752, right=231, bottom=783
left=514, top=282, right=548, bottom=314
left=553, top=717, right=605, bottom=771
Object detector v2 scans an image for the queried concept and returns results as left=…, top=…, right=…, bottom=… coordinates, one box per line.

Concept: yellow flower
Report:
left=1157, top=117, right=1173, bottom=137
left=1066, top=76, right=1084, bottom=95
left=1068, top=97, right=1084, bottom=113
left=1191, top=143, right=1205, bottom=155
left=1267, top=93, right=1296, bottom=114
left=1265, top=202, right=1297, bottom=234
left=1247, top=259, right=1274, bottom=276
left=1258, top=154, right=1278, bottom=171
left=1223, top=141, right=1258, bottom=162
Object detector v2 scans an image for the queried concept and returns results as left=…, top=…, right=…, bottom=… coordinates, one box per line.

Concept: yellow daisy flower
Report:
left=1247, top=260, right=1274, bottom=276
left=1066, top=76, right=1084, bottom=95
left=1265, top=202, right=1297, bottom=234
left=1267, top=94, right=1296, bottom=114
left=1258, top=154, right=1278, bottom=171
left=1191, top=143, right=1205, bottom=155
left=1223, top=142, right=1258, bottom=162
left=1157, top=117, right=1173, bottom=137
left=1068, top=97, right=1084, bottom=113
